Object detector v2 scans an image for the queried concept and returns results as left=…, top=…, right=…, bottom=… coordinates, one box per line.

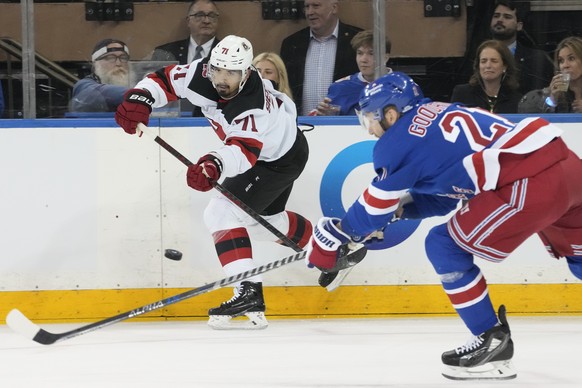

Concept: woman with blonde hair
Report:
left=545, top=36, right=582, bottom=113
left=252, top=52, right=293, bottom=100
left=451, top=39, right=521, bottom=113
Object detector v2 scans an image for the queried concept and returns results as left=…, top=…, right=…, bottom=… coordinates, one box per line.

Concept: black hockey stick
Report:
left=137, top=123, right=302, bottom=253
left=6, top=250, right=306, bottom=345
left=6, top=246, right=367, bottom=345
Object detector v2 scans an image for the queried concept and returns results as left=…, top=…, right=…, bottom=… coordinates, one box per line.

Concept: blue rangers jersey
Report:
left=341, top=100, right=563, bottom=238
left=327, top=73, right=368, bottom=115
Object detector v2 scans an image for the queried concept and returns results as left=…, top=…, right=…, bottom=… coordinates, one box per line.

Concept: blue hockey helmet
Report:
left=358, top=72, right=424, bottom=123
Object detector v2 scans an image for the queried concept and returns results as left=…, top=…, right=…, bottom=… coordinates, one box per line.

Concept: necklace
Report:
left=486, top=95, right=497, bottom=112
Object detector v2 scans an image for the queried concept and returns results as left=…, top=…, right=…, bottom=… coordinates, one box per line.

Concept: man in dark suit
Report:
left=489, top=0, right=553, bottom=94
left=151, top=0, right=220, bottom=116
left=151, top=0, right=220, bottom=65
left=280, top=0, right=362, bottom=115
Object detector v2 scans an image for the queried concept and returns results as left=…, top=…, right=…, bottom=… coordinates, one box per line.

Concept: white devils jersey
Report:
left=135, top=59, right=299, bottom=178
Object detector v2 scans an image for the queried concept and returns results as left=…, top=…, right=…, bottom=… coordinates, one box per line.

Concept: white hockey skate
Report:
left=441, top=305, right=517, bottom=380
left=207, top=281, right=268, bottom=330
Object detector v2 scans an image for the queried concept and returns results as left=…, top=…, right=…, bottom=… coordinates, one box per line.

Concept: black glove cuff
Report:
left=125, top=89, right=155, bottom=110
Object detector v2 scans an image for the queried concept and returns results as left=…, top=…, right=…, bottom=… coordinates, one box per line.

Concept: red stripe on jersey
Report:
left=471, top=152, right=487, bottom=191
left=225, top=136, right=263, bottom=166
left=285, top=211, right=313, bottom=249
left=362, top=189, right=399, bottom=210
left=212, top=228, right=253, bottom=266
left=146, top=65, right=179, bottom=102
left=447, top=275, right=488, bottom=306
left=501, top=117, right=548, bottom=149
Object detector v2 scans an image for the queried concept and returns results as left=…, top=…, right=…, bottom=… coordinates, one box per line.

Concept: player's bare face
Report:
left=356, top=45, right=375, bottom=82
left=358, top=111, right=386, bottom=138
left=255, top=60, right=280, bottom=84
left=479, top=47, right=506, bottom=83
left=209, top=66, right=242, bottom=99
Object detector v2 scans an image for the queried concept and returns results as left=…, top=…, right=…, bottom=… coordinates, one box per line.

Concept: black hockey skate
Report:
left=442, top=305, right=516, bottom=380
left=207, top=281, right=268, bottom=330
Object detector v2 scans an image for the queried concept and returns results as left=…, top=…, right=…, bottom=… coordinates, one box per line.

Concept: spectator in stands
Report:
left=280, top=0, right=362, bottom=115
left=316, top=30, right=392, bottom=116
left=151, top=0, right=220, bottom=64
left=543, top=36, right=582, bottom=113
left=151, top=0, right=220, bottom=117
left=252, top=52, right=293, bottom=100
left=519, top=36, right=582, bottom=113
left=69, top=39, right=130, bottom=113
left=489, top=0, right=553, bottom=94
left=451, top=40, right=521, bottom=114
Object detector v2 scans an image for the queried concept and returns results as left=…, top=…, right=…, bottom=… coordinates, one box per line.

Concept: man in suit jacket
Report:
left=489, top=0, right=553, bottom=94
left=151, top=0, right=220, bottom=116
left=151, top=0, right=220, bottom=65
left=280, top=0, right=362, bottom=115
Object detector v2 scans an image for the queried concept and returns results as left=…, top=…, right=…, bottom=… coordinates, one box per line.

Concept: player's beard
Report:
left=95, top=64, right=129, bottom=87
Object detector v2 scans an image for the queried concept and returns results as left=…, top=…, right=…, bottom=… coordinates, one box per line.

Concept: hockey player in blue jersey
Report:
left=306, top=72, right=582, bottom=380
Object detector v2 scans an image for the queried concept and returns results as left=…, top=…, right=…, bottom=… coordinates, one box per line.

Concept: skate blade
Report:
left=207, top=312, right=268, bottom=330
left=442, top=360, right=517, bottom=380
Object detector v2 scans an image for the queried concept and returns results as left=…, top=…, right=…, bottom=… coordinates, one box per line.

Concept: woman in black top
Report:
left=451, top=40, right=522, bottom=113
left=544, top=36, right=582, bottom=113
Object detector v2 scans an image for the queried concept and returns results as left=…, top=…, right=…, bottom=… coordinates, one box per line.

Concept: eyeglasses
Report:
left=98, top=54, right=130, bottom=63
left=189, top=12, right=219, bottom=21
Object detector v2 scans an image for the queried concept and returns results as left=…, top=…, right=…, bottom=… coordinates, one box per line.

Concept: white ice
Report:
left=1, top=316, right=580, bottom=387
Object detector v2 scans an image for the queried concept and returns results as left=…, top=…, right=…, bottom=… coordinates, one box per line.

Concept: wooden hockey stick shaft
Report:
left=137, top=123, right=302, bottom=252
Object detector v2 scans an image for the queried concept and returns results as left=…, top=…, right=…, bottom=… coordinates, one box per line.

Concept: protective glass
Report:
left=355, top=109, right=374, bottom=131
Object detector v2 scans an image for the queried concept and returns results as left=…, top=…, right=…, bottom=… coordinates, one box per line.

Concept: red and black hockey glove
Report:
left=305, top=217, right=351, bottom=270
left=186, top=154, right=223, bottom=192
left=115, top=88, right=154, bottom=135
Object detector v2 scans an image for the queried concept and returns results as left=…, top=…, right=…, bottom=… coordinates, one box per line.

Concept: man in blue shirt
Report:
left=70, top=39, right=130, bottom=113
left=316, top=30, right=391, bottom=116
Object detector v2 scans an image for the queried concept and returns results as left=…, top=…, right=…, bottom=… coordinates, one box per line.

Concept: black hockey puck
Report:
left=164, top=249, right=183, bottom=261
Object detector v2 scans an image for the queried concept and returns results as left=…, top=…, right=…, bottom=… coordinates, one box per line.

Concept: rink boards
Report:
left=0, top=115, right=581, bottom=321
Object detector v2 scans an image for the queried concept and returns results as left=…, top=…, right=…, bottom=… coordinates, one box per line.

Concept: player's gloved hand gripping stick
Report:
left=137, top=123, right=367, bottom=278
left=136, top=123, right=303, bottom=252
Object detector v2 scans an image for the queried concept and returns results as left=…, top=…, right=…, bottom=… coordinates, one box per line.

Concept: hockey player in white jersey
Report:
left=115, top=35, right=312, bottom=329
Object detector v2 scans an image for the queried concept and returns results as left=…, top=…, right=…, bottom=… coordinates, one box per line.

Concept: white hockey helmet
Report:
left=209, top=35, right=254, bottom=90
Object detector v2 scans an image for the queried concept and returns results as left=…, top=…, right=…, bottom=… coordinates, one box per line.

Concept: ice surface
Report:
left=1, top=316, right=580, bottom=387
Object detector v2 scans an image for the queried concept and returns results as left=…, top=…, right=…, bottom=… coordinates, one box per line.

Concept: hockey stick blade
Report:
left=6, top=250, right=311, bottom=345
left=317, top=244, right=367, bottom=289
left=5, top=248, right=364, bottom=345
left=325, top=268, right=354, bottom=292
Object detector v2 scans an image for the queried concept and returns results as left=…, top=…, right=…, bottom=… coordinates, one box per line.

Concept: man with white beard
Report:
left=70, top=39, right=130, bottom=113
